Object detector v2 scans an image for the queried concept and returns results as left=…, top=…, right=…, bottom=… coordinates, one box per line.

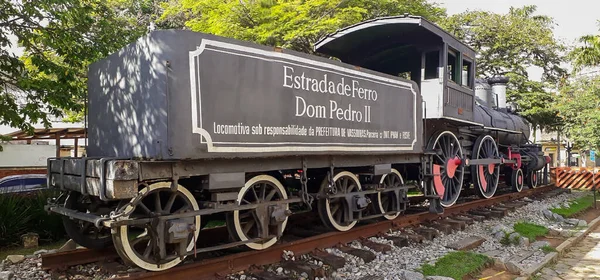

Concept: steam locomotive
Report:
left=45, top=15, right=549, bottom=271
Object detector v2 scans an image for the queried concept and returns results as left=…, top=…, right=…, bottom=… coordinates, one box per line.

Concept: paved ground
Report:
left=539, top=226, right=600, bottom=280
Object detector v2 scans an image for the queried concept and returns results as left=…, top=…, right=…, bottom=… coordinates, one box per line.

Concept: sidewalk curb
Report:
left=521, top=214, right=600, bottom=278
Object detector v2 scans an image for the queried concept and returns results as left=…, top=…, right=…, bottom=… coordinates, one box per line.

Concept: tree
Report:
left=569, top=22, right=600, bottom=72
left=441, top=5, right=566, bottom=132
left=557, top=22, right=600, bottom=150
left=554, top=76, right=600, bottom=150
left=159, top=0, right=447, bottom=54
left=0, top=0, right=153, bottom=132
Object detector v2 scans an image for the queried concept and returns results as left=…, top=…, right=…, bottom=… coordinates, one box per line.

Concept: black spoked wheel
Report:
left=62, top=192, right=114, bottom=250
left=471, top=135, right=500, bottom=199
left=112, top=182, right=200, bottom=271
left=226, top=175, right=289, bottom=250
left=526, top=171, right=538, bottom=189
left=317, top=171, right=362, bottom=231
left=511, top=168, right=524, bottom=192
left=428, top=131, right=464, bottom=207
left=376, top=169, right=404, bottom=220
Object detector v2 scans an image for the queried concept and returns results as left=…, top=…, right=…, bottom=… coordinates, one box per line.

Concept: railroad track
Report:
left=42, top=184, right=558, bottom=279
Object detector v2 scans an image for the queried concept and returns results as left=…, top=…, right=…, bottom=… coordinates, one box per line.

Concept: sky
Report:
left=437, top=0, right=600, bottom=79
left=437, top=0, right=599, bottom=46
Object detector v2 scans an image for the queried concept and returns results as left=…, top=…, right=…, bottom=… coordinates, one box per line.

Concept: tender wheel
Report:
left=471, top=135, right=500, bottom=199
left=318, top=171, right=362, bottom=231
left=526, top=171, right=538, bottom=189
left=226, top=175, right=289, bottom=250
left=62, top=192, right=114, bottom=250
left=112, top=182, right=201, bottom=271
left=376, top=169, right=404, bottom=220
left=511, top=169, right=524, bottom=192
left=428, top=131, right=464, bottom=207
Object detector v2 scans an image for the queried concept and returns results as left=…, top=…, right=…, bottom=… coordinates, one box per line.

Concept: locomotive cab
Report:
left=315, top=14, right=477, bottom=124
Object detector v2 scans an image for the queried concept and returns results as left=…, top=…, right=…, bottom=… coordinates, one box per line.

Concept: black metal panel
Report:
left=315, top=15, right=476, bottom=63
left=206, top=173, right=245, bottom=190
left=87, top=30, right=422, bottom=160
left=372, top=164, right=392, bottom=176
left=444, top=83, right=474, bottom=121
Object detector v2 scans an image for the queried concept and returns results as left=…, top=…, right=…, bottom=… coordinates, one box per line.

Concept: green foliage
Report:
left=569, top=21, right=600, bottom=72
left=541, top=245, right=557, bottom=254
left=0, top=0, right=152, bottom=131
left=420, top=251, right=491, bottom=280
left=0, top=191, right=65, bottom=247
left=160, top=0, right=446, bottom=53
left=499, top=231, right=520, bottom=246
left=554, top=75, right=600, bottom=150
left=513, top=222, right=549, bottom=241
left=441, top=5, right=566, bottom=131
left=551, top=195, right=595, bottom=218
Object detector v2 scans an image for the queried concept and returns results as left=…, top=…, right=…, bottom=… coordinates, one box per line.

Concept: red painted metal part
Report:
left=506, top=147, right=522, bottom=170
left=446, top=157, right=461, bottom=178
left=488, top=164, right=495, bottom=174
left=478, top=165, right=487, bottom=191
left=433, top=164, right=444, bottom=197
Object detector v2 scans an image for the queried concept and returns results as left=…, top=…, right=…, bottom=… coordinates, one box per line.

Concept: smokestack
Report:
left=488, top=76, right=509, bottom=109
left=474, top=78, right=492, bottom=107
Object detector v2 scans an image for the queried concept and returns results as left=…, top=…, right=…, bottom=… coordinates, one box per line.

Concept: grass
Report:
left=513, top=222, right=549, bottom=241
left=541, top=245, right=557, bottom=253
left=0, top=239, right=65, bottom=261
left=499, top=232, right=521, bottom=246
left=407, top=189, right=422, bottom=197
left=420, top=251, right=492, bottom=280
left=550, top=195, right=595, bottom=218
left=204, top=220, right=225, bottom=229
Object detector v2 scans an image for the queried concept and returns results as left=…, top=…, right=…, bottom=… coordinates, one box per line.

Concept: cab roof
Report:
left=314, top=15, right=476, bottom=65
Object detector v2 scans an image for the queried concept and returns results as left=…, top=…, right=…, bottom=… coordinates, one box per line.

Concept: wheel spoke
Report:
left=347, top=183, right=356, bottom=193
left=143, top=240, right=153, bottom=258
left=265, top=188, right=277, bottom=201
left=154, top=192, right=162, bottom=213
left=251, top=186, right=259, bottom=202
left=175, top=204, right=189, bottom=213
left=164, top=192, right=177, bottom=213
left=435, top=154, right=445, bottom=164
left=138, top=202, right=152, bottom=215
left=438, top=138, right=447, bottom=158
left=242, top=219, right=255, bottom=235
left=239, top=211, right=252, bottom=219
left=343, top=177, right=349, bottom=193
left=334, top=207, right=343, bottom=223
left=331, top=203, right=341, bottom=215
left=260, top=183, right=266, bottom=201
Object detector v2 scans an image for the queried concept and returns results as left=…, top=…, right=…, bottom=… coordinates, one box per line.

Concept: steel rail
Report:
left=116, top=184, right=555, bottom=280
left=41, top=226, right=229, bottom=270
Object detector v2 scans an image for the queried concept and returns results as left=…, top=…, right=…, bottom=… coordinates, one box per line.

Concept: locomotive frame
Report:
left=45, top=15, right=550, bottom=271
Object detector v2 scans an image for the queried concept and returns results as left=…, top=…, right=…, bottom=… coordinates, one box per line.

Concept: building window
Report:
left=424, top=51, right=439, bottom=79
left=447, top=48, right=460, bottom=84
left=462, top=59, right=473, bottom=88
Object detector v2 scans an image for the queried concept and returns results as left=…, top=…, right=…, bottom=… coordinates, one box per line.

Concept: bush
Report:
left=0, top=190, right=66, bottom=247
